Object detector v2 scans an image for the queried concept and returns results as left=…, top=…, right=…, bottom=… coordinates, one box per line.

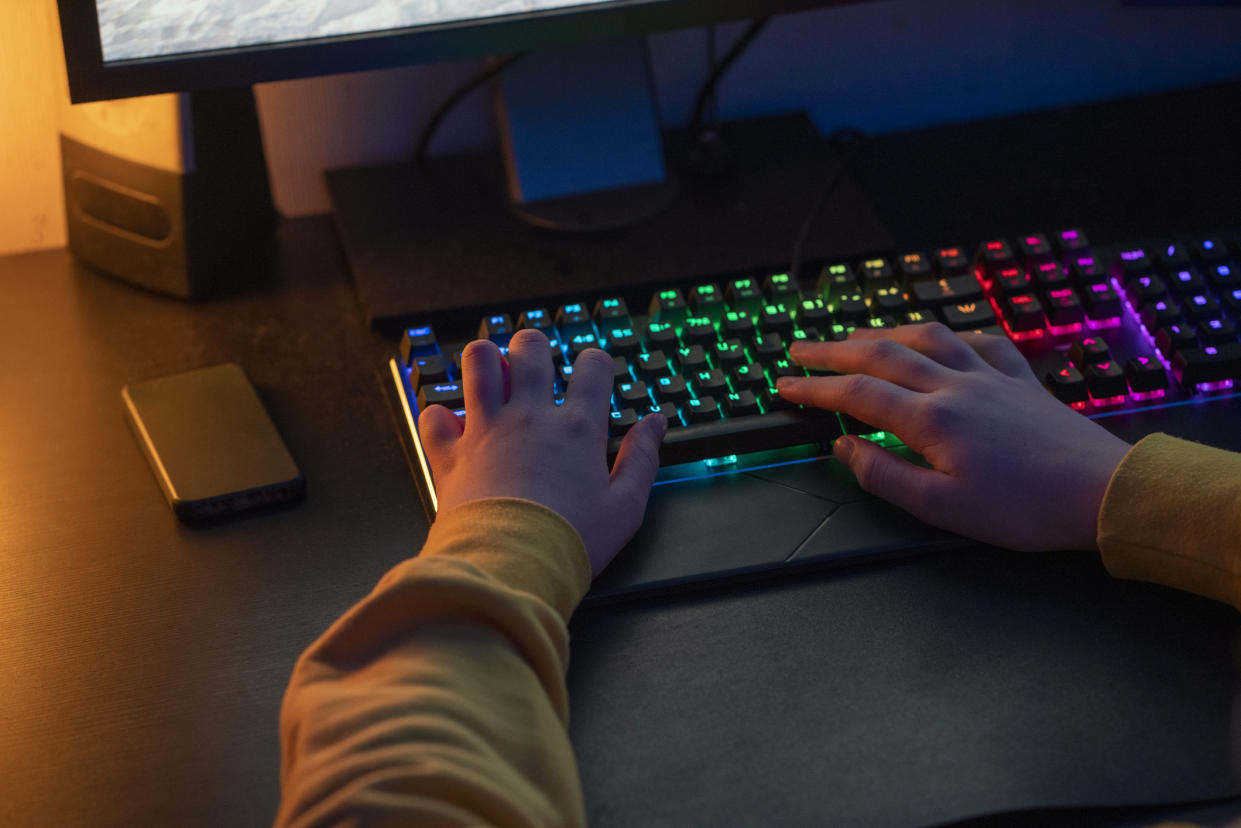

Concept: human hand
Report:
left=418, top=329, right=667, bottom=576
left=776, top=323, right=1131, bottom=551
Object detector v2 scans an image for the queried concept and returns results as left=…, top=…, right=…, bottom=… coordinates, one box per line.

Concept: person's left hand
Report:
left=418, top=329, right=667, bottom=576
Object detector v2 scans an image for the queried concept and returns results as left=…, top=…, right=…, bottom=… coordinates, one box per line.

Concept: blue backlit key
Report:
left=418, top=381, right=465, bottom=410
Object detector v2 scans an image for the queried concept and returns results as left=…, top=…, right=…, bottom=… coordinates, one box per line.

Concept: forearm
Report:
left=276, top=498, right=592, bottom=828
left=1098, top=433, right=1241, bottom=611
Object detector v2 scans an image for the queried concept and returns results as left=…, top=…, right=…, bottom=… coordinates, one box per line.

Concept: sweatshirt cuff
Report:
left=1098, top=433, right=1241, bottom=610
left=415, top=498, right=592, bottom=622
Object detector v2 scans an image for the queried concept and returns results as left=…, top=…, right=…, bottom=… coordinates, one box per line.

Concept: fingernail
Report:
left=834, top=437, right=854, bottom=464
left=776, top=376, right=803, bottom=391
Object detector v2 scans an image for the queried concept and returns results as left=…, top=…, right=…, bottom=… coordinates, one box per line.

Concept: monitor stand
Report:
left=327, top=43, right=893, bottom=336
left=495, top=39, right=679, bottom=233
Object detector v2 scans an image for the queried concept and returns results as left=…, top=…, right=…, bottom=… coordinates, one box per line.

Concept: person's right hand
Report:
left=776, top=323, right=1132, bottom=551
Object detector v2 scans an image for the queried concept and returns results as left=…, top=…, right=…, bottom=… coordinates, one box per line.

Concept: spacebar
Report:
left=607, top=408, right=843, bottom=466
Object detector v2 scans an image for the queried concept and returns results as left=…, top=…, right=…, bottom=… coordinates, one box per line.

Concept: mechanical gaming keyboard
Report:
left=390, top=228, right=1241, bottom=598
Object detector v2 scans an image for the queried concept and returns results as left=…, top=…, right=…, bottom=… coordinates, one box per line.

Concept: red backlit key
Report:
left=1004, top=293, right=1045, bottom=332
left=993, top=266, right=1034, bottom=296
left=974, top=239, right=1015, bottom=281
left=1017, top=233, right=1053, bottom=263
left=1085, top=360, right=1128, bottom=400
left=1046, top=363, right=1088, bottom=404
left=1044, top=288, right=1085, bottom=327
left=933, top=246, right=971, bottom=276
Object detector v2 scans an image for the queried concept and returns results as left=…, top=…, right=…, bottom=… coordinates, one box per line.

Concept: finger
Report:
left=418, top=404, right=464, bottom=472
left=609, top=411, right=667, bottom=515
left=833, top=436, right=950, bottom=523
left=459, top=339, right=506, bottom=422
left=959, top=331, right=1036, bottom=380
left=506, top=329, right=556, bottom=405
left=777, top=373, right=919, bottom=434
left=564, top=348, right=616, bottom=415
left=844, top=322, right=987, bottom=373
left=786, top=336, right=951, bottom=393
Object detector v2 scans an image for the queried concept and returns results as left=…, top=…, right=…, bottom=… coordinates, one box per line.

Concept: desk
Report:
left=3, top=85, right=1241, bottom=827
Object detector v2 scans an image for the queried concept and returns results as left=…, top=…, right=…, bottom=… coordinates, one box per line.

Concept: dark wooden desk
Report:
left=4, top=83, right=1241, bottom=826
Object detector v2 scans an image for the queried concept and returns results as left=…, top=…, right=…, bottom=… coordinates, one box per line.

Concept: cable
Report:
left=687, top=17, right=770, bottom=145
left=413, top=53, right=525, bottom=165
left=788, top=128, right=868, bottom=281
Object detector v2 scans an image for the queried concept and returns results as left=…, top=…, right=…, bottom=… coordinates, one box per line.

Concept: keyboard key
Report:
left=714, top=338, right=747, bottom=368
left=608, top=408, right=639, bottom=437
left=1004, top=293, right=1045, bottom=332
left=1125, top=274, right=1166, bottom=306
left=940, top=300, right=997, bottom=331
left=681, top=317, right=718, bottom=347
left=859, top=257, right=895, bottom=285
left=730, top=363, right=767, bottom=393
left=1192, top=237, right=1229, bottom=264
left=400, top=325, right=439, bottom=365
left=1181, top=292, right=1221, bottom=321
left=691, top=369, right=729, bottom=397
left=517, top=308, right=554, bottom=331
left=1045, top=362, right=1088, bottom=404
left=726, top=278, right=764, bottom=318
left=817, top=265, right=858, bottom=301
left=759, top=304, right=795, bottom=336
left=1017, top=232, right=1053, bottom=263
left=1053, top=228, right=1090, bottom=256
left=1085, top=360, right=1127, bottom=400
left=617, top=380, right=651, bottom=406
left=975, top=239, right=1016, bottom=280
left=605, top=327, right=642, bottom=357
left=752, top=333, right=786, bottom=367
left=410, top=355, right=449, bottom=389
left=872, top=284, right=910, bottom=315
left=418, top=381, right=465, bottom=410
left=568, top=332, right=599, bottom=356
left=764, top=273, right=800, bottom=302
left=796, top=297, right=833, bottom=329
left=1069, top=255, right=1110, bottom=287
left=649, top=289, right=689, bottom=326
left=933, top=246, right=970, bottom=276
left=686, top=395, right=722, bottom=423
left=675, top=344, right=711, bottom=372
left=1166, top=267, right=1207, bottom=296
left=1043, top=288, right=1085, bottom=328
left=1140, top=298, right=1182, bottom=330
left=896, top=252, right=933, bottom=281
left=993, top=266, right=1034, bottom=296
left=911, top=274, right=984, bottom=308
left=611, top=407, right=842, bottom=466
left=1082, top=282, right=1122, bottom=320
left=1124, top=355, right=1168, bottom=393
left=654, top=375, right=691, bottom=405
left=722, top=310, right=757, bottom=339
left=644, top=321, right=678, bottom=350
left=1116, top=247, right=1154, bottom=278
left=1198, top=318, right=1237, bottom=347
left=555, top=303, right=594, bottom=337
left=636, top=351, right=673, bottom=380
left=593, top=297, right=632, bottom=332
left=1068, top=336, right=1110, bottom=366
left=832, top=293, right=870, bottom=323
left=1031, top=261, right=1070, bottom=289
left=726, top=389, right=762, bottom=417
left=689, top=284, right=726, bottom=321
left=1155, top=323, right=1198, bottom=357
left=1172, top=342, right=1241, bottom=388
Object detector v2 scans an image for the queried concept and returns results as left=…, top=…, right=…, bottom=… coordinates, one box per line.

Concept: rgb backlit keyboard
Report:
left=390, top=227, right=1241, bottom=502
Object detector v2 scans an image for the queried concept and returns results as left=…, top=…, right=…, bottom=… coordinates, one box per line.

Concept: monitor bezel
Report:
left=58, top=0, right=848, bottom=103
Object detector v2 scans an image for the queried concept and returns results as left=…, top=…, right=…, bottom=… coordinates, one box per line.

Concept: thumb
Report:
left=609, top=413, right=667, bottom=510
left=834, top=436, right=943, bottom=521
left=418, top=404, right=464, bottom=472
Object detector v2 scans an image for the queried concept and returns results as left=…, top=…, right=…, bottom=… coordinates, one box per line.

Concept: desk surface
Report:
left=4, top=84, right=1241, bottom=828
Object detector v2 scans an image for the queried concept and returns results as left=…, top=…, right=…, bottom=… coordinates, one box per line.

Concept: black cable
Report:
left=413, top=53, right=525, bottom=165
left=788, top=128, right=868, bottom=281
left=687, top=17, right=770, bottom=144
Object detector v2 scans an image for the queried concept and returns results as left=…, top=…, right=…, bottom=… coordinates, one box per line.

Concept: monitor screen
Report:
left=60, top=0, right=846, bottom=102
left=97, top=0, right=618, bottom=63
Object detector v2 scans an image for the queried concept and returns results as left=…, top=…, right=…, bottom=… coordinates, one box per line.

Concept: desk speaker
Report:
left=61, top=88, right=276, bottom=299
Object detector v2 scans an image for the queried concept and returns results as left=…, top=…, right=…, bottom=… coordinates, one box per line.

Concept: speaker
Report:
left=60, top=88, right=276, bottom=299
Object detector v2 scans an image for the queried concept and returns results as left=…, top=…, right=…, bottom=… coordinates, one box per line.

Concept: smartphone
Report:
left=122, top=363, right=305, bottom=519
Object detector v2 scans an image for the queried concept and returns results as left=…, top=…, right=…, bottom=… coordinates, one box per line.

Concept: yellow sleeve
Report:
left=1098, top=433, right=1241, bottom=612
left=275, top=497, right=593, bottom=828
